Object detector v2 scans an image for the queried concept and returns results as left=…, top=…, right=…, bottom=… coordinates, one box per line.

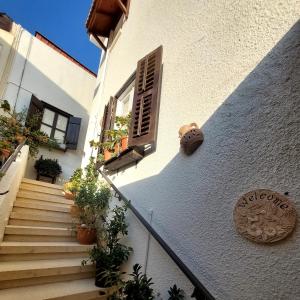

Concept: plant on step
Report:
left=34, top=156, right=62, bottom=177
left=75, top=157, right=111, bottom=244
left=82, top=203, right=132, bottom=288
left=0, top=99, right=58, bottom=157
left=123, top=263, right=154, bottom=300
left=168, top=284, right=185, bottom=300
left=64, top=168, right=83, bottom=200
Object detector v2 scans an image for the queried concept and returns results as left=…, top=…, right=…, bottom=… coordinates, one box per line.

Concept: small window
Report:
left=26, top=95, right=82, bottom=150
left=115, top=80, right=135, bottom=118
left=40, top=107, right=69, bottom=146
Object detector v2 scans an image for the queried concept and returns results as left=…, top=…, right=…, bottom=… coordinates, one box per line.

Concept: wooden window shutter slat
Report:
left=128, top=45, right=163, bottom=147
left=99, top=104, right=109, bottom=143
left=99, top=97, right=117, bottom=144
left=26, top=95, right=44, bottom=130
left=66, top=117, right=81, bottom=150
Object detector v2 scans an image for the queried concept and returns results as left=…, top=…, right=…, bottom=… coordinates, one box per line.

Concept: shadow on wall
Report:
left=115, top=21, right=300, bottom=299
left=0, top=35, right=92, bottom=180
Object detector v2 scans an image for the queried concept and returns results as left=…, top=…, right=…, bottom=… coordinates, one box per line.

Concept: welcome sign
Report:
left=233, top=189, right=297, bottom=243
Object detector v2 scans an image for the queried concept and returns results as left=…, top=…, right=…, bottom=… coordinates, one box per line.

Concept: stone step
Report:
left=9, top=211, right=74, bottom=224
left=22, top=178, right=64, bottom=190
left=4, top=225, right=76, bottom=242
left=17, top=191, right=73, bottom=205
left=0, top=242, right=92, bottom=255
left=14, top=199, right=70, bottom=213
left=12, top=207, right=72, bottom=220
left=0, top=278, right=105, bottom=300
left=0, top=258, right=94, bottom=289
left=8, top=219, right=74, bottom=229
left=20, top=183, right=65, bottom=197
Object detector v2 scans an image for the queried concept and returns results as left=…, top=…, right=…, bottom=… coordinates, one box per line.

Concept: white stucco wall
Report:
left=2, top=27, right=96, bottom=180
left=87, top=1, right=300, bottom=299
left=0, top=145, right=29, bottom=242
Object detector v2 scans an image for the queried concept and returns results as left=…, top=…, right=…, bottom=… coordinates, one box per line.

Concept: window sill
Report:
left=104, top=148, right=144, bottom=172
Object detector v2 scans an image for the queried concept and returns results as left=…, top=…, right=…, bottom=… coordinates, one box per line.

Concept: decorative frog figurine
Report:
left=178, top=123, right=204, bottom=155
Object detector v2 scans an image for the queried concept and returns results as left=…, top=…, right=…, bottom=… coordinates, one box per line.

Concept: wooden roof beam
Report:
left=92, top=33, right=107, bottom=52
left=116, top=0, right=128, bottom=18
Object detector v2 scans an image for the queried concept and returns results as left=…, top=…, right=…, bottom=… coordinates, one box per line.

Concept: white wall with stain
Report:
left=88, top=1, right=300, bottom=299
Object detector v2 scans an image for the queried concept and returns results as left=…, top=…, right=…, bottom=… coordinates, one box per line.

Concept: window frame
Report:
left=40, top=102, right=71, bottom=144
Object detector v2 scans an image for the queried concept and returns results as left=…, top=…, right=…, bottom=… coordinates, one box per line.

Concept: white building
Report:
left=84, top=1, right=300, bottom=299
left=0, top=13, right=96, bottom=180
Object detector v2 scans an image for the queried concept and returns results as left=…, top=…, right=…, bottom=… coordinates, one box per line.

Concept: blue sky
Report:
left=0, top=0, right=101, bottom=74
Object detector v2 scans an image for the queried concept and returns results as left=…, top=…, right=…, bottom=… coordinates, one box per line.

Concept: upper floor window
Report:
left=40, top=108, right=69, bottom=145
left=99, top=46, right=163, bottom=171
left=26, top=95, right=82, bottom=150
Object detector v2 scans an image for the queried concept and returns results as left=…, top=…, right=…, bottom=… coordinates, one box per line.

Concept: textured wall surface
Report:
left=88, top=1, right=300, bottom=299
left=0, top=146, right=28, bottom=241
left=2, top=28, right=96, bottom=180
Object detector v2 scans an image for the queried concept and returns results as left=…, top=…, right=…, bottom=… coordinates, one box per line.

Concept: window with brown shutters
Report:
left=26, top=94, right=82, bottom=150
left=128, top=46, right=163, bottom=147
left=99, top=46, right=163, bottom=171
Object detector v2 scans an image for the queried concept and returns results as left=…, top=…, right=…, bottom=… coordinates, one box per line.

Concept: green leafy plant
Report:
left=75, top=158, right=111, bottom=229
left=64, top=168, right=83, bottom=194
left=82, top=203, right=132, bottom=288
left=168, top=284, right=185, bottom=300
left=0, top=99, right=58, bottom=157
left=34, top=156, right=62, bottom=177
left=123, top=264, right=154, bottom=300
left=115, top=112, right=131, bottom=137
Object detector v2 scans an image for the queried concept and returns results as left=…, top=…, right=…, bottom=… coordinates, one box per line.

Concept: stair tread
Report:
left=14, top=200, right=71, bottom=211
left=0, top=258, right=93, bottom=272
left=0, top=278, right=101, bottom=300
left=5, top=225, right=75, bottom=237
left=22, top=178, right=63, bottom=190
left=0, top=241, right=88, bottom=246
left=5, top=225, right=73, bottom=231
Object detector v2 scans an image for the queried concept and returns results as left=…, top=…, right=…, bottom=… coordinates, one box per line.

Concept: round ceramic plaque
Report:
left=233, top=189, right=297, bottom=243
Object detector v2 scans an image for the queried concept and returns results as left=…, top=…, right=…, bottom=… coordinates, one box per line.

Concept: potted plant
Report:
left=0, top=141, right=13, bottom=158
left=34, top=156, right=62, bottom=183
left=0, top=99, right=58, bottom=158
left=168, top=285, right=185, bottom=300
left=115, top=113, right=131, bottom=152
left=64, top=168, right=83, bottom=200
left=123, top=264, right=154, bottom=300
left=82, top=204, right=132, bottom=287
left=102, top=140, right=115, bottom=161
left=75, top=158, right=111, bottom=244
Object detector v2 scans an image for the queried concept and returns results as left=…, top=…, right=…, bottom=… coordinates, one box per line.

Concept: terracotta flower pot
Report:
left=70, top=204, right=82, bottom=217
left=65, top=191, right=75, bottom=200
left=1, top=149, right=11, bottom=158
left=114, top=143, right=120, bottom=155
left=104, top=149, right=112, bottom=161
left=121, top=136, right=128, bottom=151
left=77, top=225, right=97, bottom=245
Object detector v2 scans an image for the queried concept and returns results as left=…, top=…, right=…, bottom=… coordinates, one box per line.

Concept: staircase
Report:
left=0, top=178, right=107, bottom=300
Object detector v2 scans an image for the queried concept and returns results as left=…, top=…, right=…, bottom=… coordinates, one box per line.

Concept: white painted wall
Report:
left=2, top=26, right=96, bottom=181
left=87, top=1, right=300, bottom=299
left=0, top=145, right=29, bottom=242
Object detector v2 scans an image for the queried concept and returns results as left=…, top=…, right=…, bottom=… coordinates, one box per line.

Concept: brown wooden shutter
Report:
left=66, top=117, right=81, bottom=150
left=128, top=46, right=163, bottom=147
left=99, top=104, right=109, bottom=143
left=99, top=96, right=117, bottom=144
left=26, top=95, right=44, bottom=130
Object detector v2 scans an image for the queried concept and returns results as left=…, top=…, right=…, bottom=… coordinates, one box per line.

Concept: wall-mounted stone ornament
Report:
left=233, top=189, right=297, bottom=243
left=179, top=123, right=204, bottom=155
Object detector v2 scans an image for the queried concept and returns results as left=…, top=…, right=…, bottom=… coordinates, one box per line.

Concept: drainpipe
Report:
left=14, top=30, right=33, bottom=110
